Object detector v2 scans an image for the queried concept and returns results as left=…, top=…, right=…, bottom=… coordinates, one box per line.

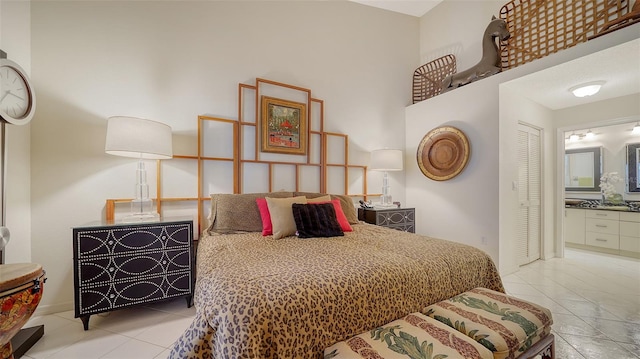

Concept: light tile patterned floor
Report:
left=19, top=248, right=640, bottom=358
left=503, top=248, right=640, bottom=359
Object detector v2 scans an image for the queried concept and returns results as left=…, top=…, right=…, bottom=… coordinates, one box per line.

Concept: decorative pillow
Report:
left=294, top=192, right=359, bottom=224
left=266, top=196, right=308, bottom=239
left=256, top=198, right=273, bottom=236
left=306, top=195, right=332, bottom=203
left=292, top=203, right=344, bottom=238
left=304, top=199, right=352, bottom=232
left=207, top=192, right=293, bottom=234
left=258, top=195, right=333, bottom=236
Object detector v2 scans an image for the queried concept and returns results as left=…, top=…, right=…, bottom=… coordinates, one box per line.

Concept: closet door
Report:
left=517, top=123, right=542, bottom=265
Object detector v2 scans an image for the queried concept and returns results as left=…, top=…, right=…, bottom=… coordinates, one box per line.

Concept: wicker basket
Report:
left=412, top=54, right=457, bottom=103
left=499, top=0, right=629, bottom=70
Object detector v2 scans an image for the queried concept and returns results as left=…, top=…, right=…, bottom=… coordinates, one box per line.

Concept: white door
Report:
left=517, top=123, right=542, bottom=265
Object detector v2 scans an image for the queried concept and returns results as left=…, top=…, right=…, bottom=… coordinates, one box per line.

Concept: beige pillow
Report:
left=266, top=196, right=308, bottom=239
left=306, top=194, right=332, bottom=203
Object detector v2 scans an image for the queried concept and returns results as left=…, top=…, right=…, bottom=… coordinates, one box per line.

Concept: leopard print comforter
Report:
left=169, top=223, right=504, bottom=359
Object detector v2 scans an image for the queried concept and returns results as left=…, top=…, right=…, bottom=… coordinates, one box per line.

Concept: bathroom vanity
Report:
left=564, top=204, right=640, bottom=257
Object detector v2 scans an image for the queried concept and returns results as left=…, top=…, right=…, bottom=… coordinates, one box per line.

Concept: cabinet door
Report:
left=585, top=210, right=619, bottom=221
left=586, top=219, right=619, bottom=235
left=586, top=232, right=619, bottom=249
left=619, top=221, right=640, bottom=238
left=620, top=214, right=640, bottom=253
left=564, top=208, right=585, bottom=245
left=620, top=236, right=640, bottom=252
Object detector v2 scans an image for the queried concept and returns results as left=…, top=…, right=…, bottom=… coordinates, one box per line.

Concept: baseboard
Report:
left=565, top=243, right=640, bottom=259
left=499, top=263, right=519, bottom=277
left=33, top=301, right=74, bottom=316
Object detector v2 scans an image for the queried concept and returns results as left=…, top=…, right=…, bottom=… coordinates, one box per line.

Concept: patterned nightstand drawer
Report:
left=75, top=223, right=191, bottom=257
left=358, top=207, right=415, bottom=233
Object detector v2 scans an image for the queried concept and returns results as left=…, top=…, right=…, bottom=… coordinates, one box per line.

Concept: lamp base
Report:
left=123, top=196, right=158, bottom=223
left=121, top=212, right=160, bottom=223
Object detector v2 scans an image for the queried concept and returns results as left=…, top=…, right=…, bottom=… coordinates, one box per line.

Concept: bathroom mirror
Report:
left=626, top=143, right=640, bottom=192
left=565, top=147, right=602, bottom=192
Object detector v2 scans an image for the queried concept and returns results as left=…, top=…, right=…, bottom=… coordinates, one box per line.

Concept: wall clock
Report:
left=416, top=126, right=470, bottom=181
left=0, top=57, right=36, bottom=125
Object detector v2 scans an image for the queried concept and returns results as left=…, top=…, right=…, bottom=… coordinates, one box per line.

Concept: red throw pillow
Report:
left=310, top=199, right=353, bottom=232
left=256, top=198, right=273, bottom=236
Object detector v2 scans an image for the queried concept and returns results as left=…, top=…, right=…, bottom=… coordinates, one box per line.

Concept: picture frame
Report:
left=261, top=96, right=307, bottom=155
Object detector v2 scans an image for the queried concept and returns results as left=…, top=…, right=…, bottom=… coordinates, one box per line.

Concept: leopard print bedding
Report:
left=168, top=223, right=504, bottom=359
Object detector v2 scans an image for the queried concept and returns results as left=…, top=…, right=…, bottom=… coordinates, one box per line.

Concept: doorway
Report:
left=517, top=123, right=542, bottom=265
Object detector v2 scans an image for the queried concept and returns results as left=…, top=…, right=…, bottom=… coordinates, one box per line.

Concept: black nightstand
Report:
left=72, top=217, right=194, bottom=330
left=358, top=207, right=415, bottom=233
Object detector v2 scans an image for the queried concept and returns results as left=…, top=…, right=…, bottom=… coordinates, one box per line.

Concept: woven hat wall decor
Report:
left=417, top=126, right=470, bottom=181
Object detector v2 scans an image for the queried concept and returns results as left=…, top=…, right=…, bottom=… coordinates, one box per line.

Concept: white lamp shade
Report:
left=370, top=149, right=403, bottom=171
left=105, top=116, right=173, bottom=159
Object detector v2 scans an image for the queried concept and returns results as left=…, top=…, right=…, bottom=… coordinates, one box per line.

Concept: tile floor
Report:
left=18, top=248, right=640, bottom=359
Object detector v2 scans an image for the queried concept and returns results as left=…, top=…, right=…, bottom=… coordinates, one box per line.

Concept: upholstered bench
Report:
left=324, top=312, right=495, bottom=359
left=423, top=287, right=554, bottom=359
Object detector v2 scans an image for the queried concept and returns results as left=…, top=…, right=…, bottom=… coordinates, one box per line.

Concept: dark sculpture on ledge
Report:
left=441, top=16, right=510, bottom=93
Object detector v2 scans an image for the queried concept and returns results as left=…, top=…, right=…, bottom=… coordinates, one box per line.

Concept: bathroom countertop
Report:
left=565, top=199, right=640, bottom=212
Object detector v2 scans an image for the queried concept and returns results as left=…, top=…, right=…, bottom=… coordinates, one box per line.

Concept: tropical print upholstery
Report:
left=423, top=288, right=553, bottom=359
left=169, top=224, right=504, bottom=358
left=324, top=312, right=494, bottom=359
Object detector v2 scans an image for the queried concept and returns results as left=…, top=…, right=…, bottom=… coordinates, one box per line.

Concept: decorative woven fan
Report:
left=412, top=54, right=456, bottom=104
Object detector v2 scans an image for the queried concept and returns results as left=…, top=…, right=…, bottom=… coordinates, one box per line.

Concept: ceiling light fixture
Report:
left=585, top=129, right=595, bottom=139
left=569, top=81, right=605, bottom=98
left=569, top=133, right=580, bottom=142
left=633, top=123, right=640, bottom=135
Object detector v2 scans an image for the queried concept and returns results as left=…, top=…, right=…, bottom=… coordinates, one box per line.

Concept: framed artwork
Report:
left=261, top=96, right=307, bottom=155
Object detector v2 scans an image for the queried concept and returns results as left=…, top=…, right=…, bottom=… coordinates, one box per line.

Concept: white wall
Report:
left=418, top=0, right=504, bottom=69
left=406, top=74, right=501, bottom=258
left=413, top=0, right=639, bottom=273
left=29, top=1, right=419, bottom=313
left=0, top=0, right=32, bottom=264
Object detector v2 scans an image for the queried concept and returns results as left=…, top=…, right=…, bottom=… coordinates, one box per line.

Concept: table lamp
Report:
left=370, top=149, right=403, bottom=208
left=105, top=116, right=172, bottom=222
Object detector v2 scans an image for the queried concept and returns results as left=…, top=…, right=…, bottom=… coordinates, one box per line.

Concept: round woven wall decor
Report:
left=417, top=126, right=470, bottom=181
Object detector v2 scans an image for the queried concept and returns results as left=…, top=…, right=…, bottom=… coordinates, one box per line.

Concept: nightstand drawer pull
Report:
left=596, top=213, right=607, bottom=216
left=596, top=224, right=608, bottom=228
left=109, top=267, right=115, bottom=272
left=108, top=240, right=114, bottom=245
left=596, top=238, right=608, bottom=242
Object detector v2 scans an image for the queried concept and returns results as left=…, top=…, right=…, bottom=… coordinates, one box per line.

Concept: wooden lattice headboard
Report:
left=106, top=78, right=372, bottom=233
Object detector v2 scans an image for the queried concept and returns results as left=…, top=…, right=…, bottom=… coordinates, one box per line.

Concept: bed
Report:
left=169, top=192, right=504, bottom=358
